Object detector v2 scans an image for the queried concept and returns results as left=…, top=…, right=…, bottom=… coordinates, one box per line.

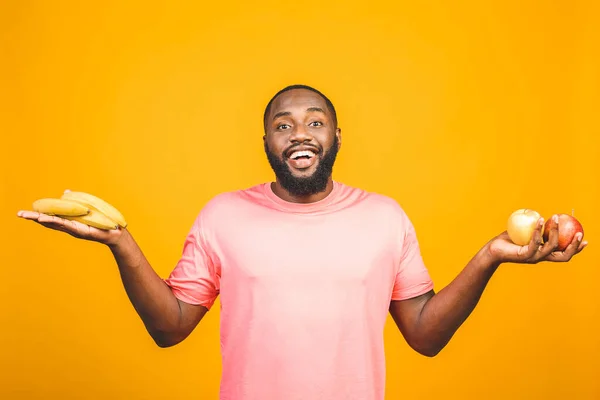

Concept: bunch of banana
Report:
left=32, top=191, right=127, bottom=230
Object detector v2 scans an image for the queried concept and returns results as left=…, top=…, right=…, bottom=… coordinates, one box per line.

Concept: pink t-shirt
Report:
left=164, top=181, right=434, bottom=400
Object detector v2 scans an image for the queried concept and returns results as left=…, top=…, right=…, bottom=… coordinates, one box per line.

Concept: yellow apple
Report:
left=507, top=208, right=542, bottom=246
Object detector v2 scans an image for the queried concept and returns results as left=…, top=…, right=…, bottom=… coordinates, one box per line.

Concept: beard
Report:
left=264, top=136, right=339, bottom=197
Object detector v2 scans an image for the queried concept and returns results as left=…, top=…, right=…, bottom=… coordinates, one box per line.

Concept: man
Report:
left=18, top=84, right=587, bottom=399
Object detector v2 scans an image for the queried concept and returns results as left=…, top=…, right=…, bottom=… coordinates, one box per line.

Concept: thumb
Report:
left=519, top=218, right=544, bottom=259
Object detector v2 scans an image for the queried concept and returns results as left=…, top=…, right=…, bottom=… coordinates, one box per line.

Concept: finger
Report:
left=38, top=220, right=71, bottom=233
left=535, top=214, right=559, bottom=259
left=17, top=210, right=42, bottom=220
left=37, top=213, right=69, bottom=225
left=547, top=232, right=585, bottom=262
left=19, top=211, right=74, bottom=231
left=521, top=217, right=545, bottom=260
left=17, top=211, right=69, bottom=229
left=44, top=215, right=89, bottom=233
left=562, top=231, right=585, bottom=258
left=17, top=211, right=68, bottom=226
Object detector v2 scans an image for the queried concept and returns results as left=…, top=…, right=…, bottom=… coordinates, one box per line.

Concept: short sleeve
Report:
left=391, top=214, right=434, bottom=301
left=164, top=214, right=220, bottom=310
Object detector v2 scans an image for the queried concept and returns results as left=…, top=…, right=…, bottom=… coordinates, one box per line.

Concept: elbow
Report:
left=409, top=339, right=445, bottom=358
left=150, top=330, right=186, bottom=348
left=416, top=346, right=442, bottom=358
left=154, top=338, right=178, bottom=348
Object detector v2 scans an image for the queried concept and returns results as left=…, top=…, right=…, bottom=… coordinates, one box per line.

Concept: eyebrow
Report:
left=272, top=107, right=326, bottom=121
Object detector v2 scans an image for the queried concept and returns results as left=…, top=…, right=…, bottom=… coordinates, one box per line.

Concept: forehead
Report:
left=269, top=89, right=329, bottom=118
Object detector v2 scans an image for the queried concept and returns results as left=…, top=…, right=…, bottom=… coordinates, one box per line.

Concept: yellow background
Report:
left=1, top=1, right=599, bottom=399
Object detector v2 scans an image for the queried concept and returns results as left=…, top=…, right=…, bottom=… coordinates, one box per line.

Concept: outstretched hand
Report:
left=488, top=215, right=587, bottom=264
left=17, top=210, right=124, bottom=247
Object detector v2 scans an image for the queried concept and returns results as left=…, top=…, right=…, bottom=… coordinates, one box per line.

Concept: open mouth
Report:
left=287, top=149, right=317, bottom=169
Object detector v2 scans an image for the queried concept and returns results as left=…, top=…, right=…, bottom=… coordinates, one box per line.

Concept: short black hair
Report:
left=263, top=84, right=338, bottom=133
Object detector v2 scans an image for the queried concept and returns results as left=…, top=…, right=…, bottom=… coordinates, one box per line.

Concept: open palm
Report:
left=17, top=210, right=124, bottom=246
left=488, top=216, right=587, bottom=264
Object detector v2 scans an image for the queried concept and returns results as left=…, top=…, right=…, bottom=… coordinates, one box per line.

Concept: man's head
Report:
left=263, top=85, right=342, bottom=198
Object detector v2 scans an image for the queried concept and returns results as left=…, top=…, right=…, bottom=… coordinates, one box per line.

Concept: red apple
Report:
left=543, top=213, right=584, bottom=251
left=507, top=208, right=542, bottom=246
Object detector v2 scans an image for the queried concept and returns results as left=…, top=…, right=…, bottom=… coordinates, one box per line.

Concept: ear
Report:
left=335, top=128, right=342, bottom=149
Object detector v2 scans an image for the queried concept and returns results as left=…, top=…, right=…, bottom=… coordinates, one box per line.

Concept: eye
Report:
left=309, top=121, right=323, bottom=127
left=277, top=124, right=291, bottom=130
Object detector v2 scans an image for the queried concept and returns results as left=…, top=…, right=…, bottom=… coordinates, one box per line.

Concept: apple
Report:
left=507, top=208, right=542, bottom=246
left=543, top=213, right=584, bottom=251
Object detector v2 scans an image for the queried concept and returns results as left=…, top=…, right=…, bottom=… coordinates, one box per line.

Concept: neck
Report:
left=271, top=178, right=334, bottom=204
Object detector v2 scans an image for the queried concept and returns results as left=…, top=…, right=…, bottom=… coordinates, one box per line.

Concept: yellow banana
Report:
left=33, top=198, right=90, bottom=216
left=61, top=191, right=127, bottom=228
left=63, top=210, right=119, bottom=230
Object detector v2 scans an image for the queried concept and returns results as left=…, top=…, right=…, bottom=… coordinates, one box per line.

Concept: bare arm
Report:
left=17, top=211, right=207, bottom=347
left=389, top=246, right=497, bottom=357
left=108, top=229, right=207, bottom=347
left=390, top=215, right=587, bottom=357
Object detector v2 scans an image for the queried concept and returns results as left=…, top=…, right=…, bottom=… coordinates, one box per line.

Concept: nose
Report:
left=289, top=124, right=313, bottom=143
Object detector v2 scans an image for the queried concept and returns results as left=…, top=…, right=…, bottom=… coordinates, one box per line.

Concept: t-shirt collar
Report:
left=262, top=180, right=342, bottom=215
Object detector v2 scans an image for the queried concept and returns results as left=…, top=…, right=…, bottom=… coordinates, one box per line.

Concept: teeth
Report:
left=290, top=150, right=315, bottom=160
